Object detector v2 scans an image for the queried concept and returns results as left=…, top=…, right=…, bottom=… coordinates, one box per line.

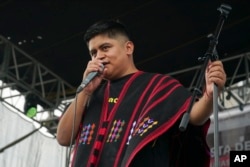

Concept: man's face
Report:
left=88, top=34, right=133, bottom=80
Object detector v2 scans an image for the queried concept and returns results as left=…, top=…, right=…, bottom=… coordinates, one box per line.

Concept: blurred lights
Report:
left=11, top=35, right=43, bottom=45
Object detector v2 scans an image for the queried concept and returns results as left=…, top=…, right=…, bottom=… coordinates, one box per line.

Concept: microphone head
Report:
left=76, top=63, right=104, bottom=93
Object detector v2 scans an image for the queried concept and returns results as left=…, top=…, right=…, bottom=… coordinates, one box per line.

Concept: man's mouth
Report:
left=103, top=62, right=109, bottom=66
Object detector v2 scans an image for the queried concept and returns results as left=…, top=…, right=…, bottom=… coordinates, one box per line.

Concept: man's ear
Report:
left=126, top=41, right=134, bottom=55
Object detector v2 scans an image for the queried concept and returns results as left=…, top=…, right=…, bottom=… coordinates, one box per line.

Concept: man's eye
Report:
left=103, top=46, right=109, bottom=50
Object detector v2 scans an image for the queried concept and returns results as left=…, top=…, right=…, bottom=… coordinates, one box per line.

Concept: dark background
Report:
left=1, top=0, right=249, bottom=89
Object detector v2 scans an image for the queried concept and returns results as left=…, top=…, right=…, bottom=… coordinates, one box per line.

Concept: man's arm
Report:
left=56, top=58, right=105, bottom=146
left=190, top=60, right=226, bottom=125
left=56, top=90, right=90, bottom=146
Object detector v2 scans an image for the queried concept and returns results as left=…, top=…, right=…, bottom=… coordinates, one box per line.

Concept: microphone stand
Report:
left=0, top=126, right=42, bottom=153
left=178, top=3, right=232, bottom=167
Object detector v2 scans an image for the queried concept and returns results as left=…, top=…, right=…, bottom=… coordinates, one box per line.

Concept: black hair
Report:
left=84, top=19, right=131, bottom=44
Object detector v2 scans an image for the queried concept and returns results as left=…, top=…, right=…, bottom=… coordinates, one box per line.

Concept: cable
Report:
left=66, top=93, right=78, bottom=167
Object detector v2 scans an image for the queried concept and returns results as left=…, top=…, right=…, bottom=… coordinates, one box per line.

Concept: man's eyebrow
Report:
left=89, top=42, right=112, bottom=53
left=99, top=42, right=110, bottom=47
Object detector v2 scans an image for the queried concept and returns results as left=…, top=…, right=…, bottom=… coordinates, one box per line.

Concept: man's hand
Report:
left=204, top=60, right=226, bottom=98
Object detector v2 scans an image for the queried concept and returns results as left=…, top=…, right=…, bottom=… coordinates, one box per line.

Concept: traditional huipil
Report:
left=72, top=71, right=210, bottom=167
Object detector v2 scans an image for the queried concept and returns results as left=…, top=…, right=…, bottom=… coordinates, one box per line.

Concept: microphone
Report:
left=76, top=64, right=104, bottom=93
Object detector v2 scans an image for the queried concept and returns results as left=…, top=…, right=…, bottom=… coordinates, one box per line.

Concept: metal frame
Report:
left=0, top=35, right=75, bottom=135
left=168, top=51, right=250, bottom=111
left=1, top=34, right=250, bottom=135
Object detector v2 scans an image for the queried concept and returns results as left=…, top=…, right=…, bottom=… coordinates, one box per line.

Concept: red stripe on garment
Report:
left=96, top=71, right=144, bottom=166
left=114, top=74, right=162, bottom=166
left=71, top=123, right=82, bottom=167
left=89, top=155, right=97, bottom=164
left=140, top=82, right=181, bottom=119
left=137, top=77, right=178, bottom=121
left=94, top=141, right=102, bottom=150
left=125, top=97, right=191, bottom=167
left=99, top=128, right=106, bottom=135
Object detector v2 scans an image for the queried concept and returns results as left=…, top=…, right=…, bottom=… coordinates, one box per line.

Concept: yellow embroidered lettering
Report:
left=108, top=97, right=118, bottom=103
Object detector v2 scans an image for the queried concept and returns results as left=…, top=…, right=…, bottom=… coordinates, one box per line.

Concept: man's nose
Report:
left=96, top=51, right=105, bottom=60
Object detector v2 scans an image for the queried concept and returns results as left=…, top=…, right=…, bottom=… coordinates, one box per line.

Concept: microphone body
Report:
left=76, top=65, right=104, bottom=93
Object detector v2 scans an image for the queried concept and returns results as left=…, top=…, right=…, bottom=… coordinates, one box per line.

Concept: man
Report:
left=57, top=20, right=226, bottom=167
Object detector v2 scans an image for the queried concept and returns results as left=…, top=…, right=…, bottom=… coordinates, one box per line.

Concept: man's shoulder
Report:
left=140, top=71, right=173, bottom=81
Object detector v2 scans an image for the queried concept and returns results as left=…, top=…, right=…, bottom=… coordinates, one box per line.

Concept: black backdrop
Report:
left=0, top=0, right=249, bottom=88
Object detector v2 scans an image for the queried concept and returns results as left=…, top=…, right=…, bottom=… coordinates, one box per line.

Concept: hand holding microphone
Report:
left=76, top=63, right=104, bottom=93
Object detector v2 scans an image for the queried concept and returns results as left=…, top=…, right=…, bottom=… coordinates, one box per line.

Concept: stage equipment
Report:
left=179, top=3, right=232, bottom=167
left=24, top=93, right=38, bottom=118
